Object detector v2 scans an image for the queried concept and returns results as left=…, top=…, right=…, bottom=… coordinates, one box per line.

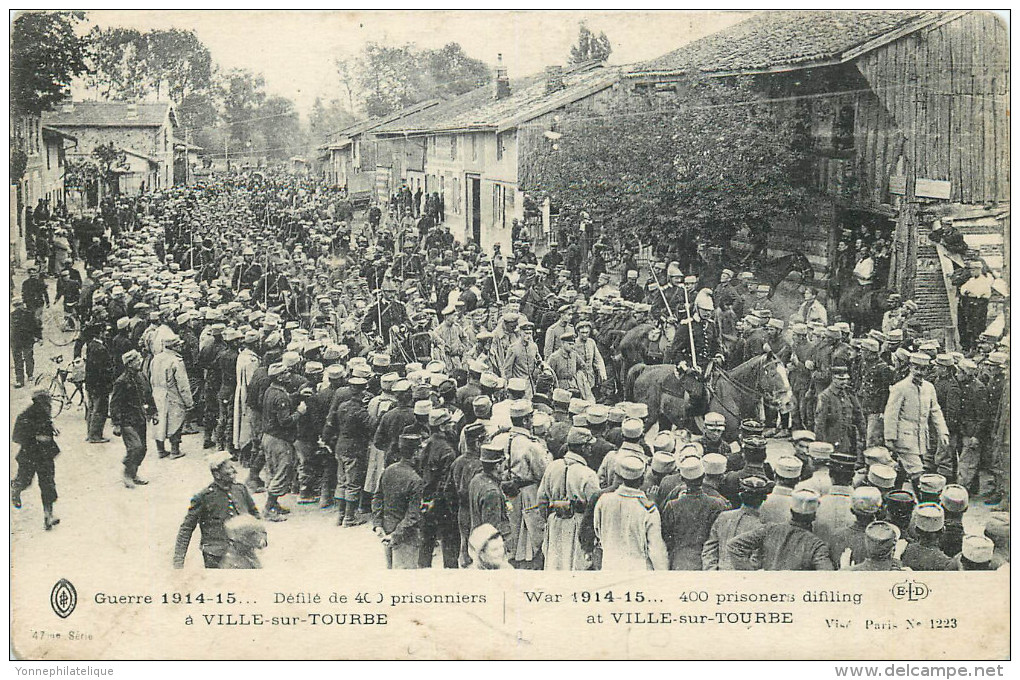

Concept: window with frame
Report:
left=495, top=132, right=503, bottom=161
left=493, top=184, right=506, bottom=230
left=471, top=134, right=478, bottom=162
left=452, top=177, right=461, bottom=214
left=450, top=135, right=457, bottom=161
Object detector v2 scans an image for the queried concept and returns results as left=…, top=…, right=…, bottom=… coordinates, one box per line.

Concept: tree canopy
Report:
left=350, top=42, right=491, bottom=118
left=86, top=27, right=217, bottom=132
left=10, top=11, right=89, bottom=115
left=520, top=76, right=807, bottom=253
left=568, top=22, right=612, bottom=64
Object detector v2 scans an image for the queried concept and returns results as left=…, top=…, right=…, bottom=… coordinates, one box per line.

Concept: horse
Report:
left=629, top=363, right=708, bottom=432
left=616, top=322, right=670, bottom=388
left=737, top=249, right=814, bottom=299
left=706, top=352, right=794, bottom=439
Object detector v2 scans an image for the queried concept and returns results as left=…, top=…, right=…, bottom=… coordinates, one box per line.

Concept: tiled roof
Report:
left=43, top=100, right=175, bottom=128
left=375, top=63, right=619, bottom=135
left=325, top=99, right=444, bottom=145
left=631, top=10, right=952, bottom=75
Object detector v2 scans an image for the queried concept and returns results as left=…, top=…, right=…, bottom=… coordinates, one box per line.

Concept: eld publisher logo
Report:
left=51, top=579, right=77, bottom=618
left=891, top=580, right=931, bottom=602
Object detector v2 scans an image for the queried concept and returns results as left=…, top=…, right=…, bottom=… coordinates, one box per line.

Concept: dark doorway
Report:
left=468, top=174, right=481, bottom=246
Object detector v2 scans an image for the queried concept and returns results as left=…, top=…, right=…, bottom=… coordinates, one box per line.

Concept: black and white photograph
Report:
left=8, top=9, right=1010, bottom=662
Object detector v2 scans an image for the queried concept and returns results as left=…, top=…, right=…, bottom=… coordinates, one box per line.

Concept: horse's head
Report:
left=674, top=362, right=709, bottom=411
left=759, top=352, right=794, bottom=413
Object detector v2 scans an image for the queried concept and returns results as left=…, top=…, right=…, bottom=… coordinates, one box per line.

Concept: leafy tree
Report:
left=11, top=149, right=29, bottom=184
left=354, top=42, right=490, bottom=117
left=257, top=95, right=304, bottom=160
left=86, top=27, right=216, bottom=134
left=64, top=158, right=100, bottom=191
left=10, top=11, right=90, bottom=115
left=568, top=22, right=612, bottom=64
left=520, top=75, right=806, bottom=256
left=91, top=142, right=128, bottom=194
left=83, top=27, right=148, bottom=99
left=218, top=68, right=267, bottom=150
left=309, top=97, right=357, bottom=144
left=334, top=57, right=358, bottom=114
left=138, top=29, right=214, bottom=107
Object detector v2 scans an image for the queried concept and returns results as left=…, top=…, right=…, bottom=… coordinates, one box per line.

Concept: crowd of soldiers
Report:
left=10, top=170, right=1010, bottom=572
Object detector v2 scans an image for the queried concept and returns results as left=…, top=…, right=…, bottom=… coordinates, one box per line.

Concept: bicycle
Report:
left=43, top=302, right=80, bottom=347
left=33, top=355, right=85, bottom=418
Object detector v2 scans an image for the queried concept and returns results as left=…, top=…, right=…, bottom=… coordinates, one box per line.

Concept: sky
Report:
left=80, top=10, right=749, bottom=118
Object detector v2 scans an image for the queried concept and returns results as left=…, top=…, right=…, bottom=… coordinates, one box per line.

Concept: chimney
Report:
left=495, top=53, right=511, bottom=100
left=545, top=65, right=565, bottom=94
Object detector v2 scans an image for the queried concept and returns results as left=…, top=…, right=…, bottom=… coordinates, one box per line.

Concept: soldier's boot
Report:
left=265, top=495, right=288, bottom=522
left=246, top=465, right=267, bottom=493
left=155, top=439, right=167, bottom=459
left=123, top=472, right=136, bottom=489
left=319, top=479, right=336, bottom=509
left=356, top=490, right=372, bottom=515
left=11, top=487, right=22, bottom=510
left=342, top=500, right=365, bottom=527
left=203, top=421, right=216, bottom=449
left=168, top=438, right=185, bottom=460
left=43, top=503, right=59, bottom=531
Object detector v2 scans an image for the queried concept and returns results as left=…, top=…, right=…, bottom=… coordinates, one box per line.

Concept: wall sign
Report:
left=915, top=178, right=952, bottom=199
left=889, top=175, right=907, bottom=195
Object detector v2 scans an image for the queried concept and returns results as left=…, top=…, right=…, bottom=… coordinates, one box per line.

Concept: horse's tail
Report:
left=625, top=362, right=647, bottom=401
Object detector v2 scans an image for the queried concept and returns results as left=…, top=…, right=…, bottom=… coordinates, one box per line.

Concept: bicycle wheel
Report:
left=44, top=307, right=79, bottom=347
left=47, top=379, right=66, bottom=417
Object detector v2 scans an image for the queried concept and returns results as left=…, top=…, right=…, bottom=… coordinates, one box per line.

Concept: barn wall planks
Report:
left=854, top=11, right=1009, bottom=205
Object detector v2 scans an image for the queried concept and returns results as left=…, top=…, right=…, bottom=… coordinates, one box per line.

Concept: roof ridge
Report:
left=629, top=10, right=949, bottom=76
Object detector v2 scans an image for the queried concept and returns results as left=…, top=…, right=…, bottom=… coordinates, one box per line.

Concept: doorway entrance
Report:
left=467, top=174, right=481, bottom=246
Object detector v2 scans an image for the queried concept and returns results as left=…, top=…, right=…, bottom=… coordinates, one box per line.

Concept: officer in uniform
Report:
left=728, top=488, right=835, bottom=570
left=900, top=503, right=954, bottom=571
left=361, top=283, right=407, bottom=346
left=418, top=409, right=460, bottom=568
left=698, top=412, right=738, bottom=464
left=537, top=426, right=600, bottom=571
left=661, top=457, right=729, bottom=570
left=668, top=293, right=720, bottom=369
left=593, top=452, right=669, bottom=570
left=702, top=476, right=770, bottom=570
left=845, top=521, right=908, bottom=571
left=491, top=400, right=552, bottom=569
left=109, top=349, right=158, bottom=488
left=759, top=456, right=803, bottom=525
left=468, top=442, right=513, bottom=551
left=372, top=434, right=424, bottom=569
left=814, top=365, right=865, bottom=456
left=450, top=423, right=487, bottom=566
left=11, top=389, right=61, bottom=529
left=173, top=451, right=260, bottom=569
left=323, top=367, right=373, bottom=526
left=619, top=270, right=644, bottom=303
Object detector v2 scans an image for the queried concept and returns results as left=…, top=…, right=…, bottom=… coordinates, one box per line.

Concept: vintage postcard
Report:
left=9, top=9, right=1010, bottom=662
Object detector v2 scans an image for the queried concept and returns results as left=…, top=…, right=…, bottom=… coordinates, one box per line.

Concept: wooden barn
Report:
left=627, top=10, right=1009, bottom=342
